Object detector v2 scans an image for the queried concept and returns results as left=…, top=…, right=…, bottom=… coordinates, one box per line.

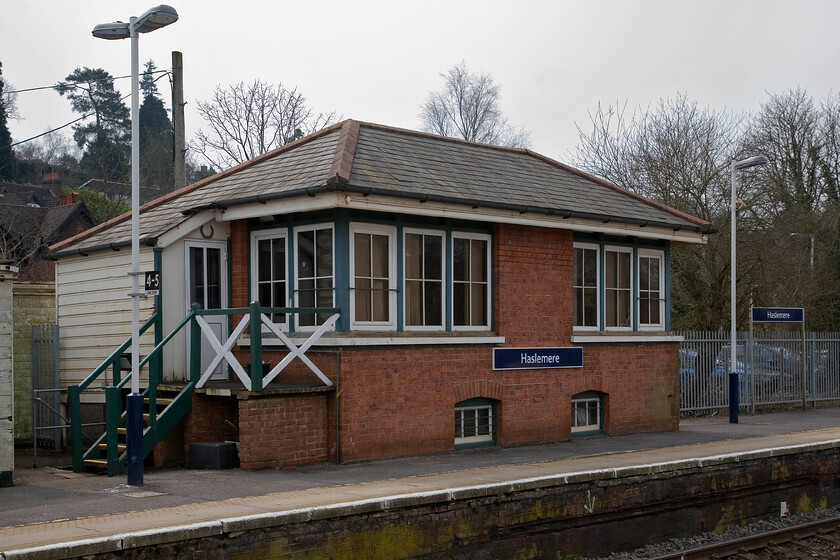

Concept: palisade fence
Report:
left=677, top=330, right=840, bottom=413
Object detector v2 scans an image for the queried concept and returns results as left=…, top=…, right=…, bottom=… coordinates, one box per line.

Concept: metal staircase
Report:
left=69, top=310, right=197, bottom=475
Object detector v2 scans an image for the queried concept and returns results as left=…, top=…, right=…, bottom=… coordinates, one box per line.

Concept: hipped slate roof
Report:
left=50, top=120, right=711, bottom=257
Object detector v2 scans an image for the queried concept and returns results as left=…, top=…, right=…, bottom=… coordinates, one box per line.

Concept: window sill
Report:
left=571, top=332, right=684, bottom=344
left=238, top=332, right=505, bottom=347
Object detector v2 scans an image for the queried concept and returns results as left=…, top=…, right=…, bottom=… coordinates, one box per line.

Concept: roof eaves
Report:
left=524, top=150, right=712, bottom=229
left=184, top=181, right=713, bottom=235
left=49, top=122, right=348, bottom=254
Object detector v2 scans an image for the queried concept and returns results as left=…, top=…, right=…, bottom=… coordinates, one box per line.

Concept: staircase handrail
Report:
left=77, top=312, right=159, bottom=392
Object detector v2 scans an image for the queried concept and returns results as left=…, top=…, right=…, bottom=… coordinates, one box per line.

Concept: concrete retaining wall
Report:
left=12, top=282, right=55, bottom=444
left=24, top=441, right=840, bottom=559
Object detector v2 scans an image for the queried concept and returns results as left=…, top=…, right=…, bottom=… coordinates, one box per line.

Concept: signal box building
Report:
left=50, top=120, right=711, bottom=471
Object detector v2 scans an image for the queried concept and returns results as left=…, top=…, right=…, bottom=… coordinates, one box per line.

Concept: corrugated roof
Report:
left=50, top=119, right=711, bottom=257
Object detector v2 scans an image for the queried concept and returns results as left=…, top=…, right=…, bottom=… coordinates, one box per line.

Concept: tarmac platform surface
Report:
left=3, top=407, right=840, bottom=556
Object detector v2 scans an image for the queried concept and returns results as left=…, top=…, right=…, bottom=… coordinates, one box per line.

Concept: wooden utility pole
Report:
left=172, top=51, right=186, bottom=189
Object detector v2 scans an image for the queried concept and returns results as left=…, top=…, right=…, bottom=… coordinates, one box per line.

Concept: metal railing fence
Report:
left=678, top=330, right=840, bottom=413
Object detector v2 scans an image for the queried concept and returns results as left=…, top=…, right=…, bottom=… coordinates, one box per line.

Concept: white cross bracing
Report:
left=194, top=313, right=338, bottom=390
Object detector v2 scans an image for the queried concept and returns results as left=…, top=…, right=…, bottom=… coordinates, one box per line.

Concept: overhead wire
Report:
left=3, top=70, right=172, bottom=149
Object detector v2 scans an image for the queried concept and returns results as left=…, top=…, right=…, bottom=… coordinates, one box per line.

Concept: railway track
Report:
left=650, top=515, right=840, bottom=559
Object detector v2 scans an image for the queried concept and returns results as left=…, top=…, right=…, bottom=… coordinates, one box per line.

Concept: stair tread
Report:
left=84, top=459, right=108, bottom=467
left=98, top=443, right=127, bottom=451
left=144, top=397, right=175, bottom=405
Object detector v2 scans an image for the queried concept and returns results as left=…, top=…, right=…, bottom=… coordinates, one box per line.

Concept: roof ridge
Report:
left=361, top=121, right=530, bottom=155
left=50, top=122, right=347, bottom=252
left=329, top=120, right=360, bottom=183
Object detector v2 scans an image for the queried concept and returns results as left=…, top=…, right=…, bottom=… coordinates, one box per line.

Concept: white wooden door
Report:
left=185, top=240, right=228, bottom=380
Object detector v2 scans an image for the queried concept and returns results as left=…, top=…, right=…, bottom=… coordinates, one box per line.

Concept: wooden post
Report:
left=249, top=301, right=262, bottom=392
left=172, top=51, right=186, bottom=190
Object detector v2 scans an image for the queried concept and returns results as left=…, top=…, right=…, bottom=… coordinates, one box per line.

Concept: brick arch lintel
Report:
left=453, top=380, right=505, bottom=404
left=568, top=378, right=608, bottom=398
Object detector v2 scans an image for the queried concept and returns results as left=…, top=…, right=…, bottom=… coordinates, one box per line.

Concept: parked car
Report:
left=679, top=349, right=698, bottom=385
left=710, top=344, right=801, bottom=384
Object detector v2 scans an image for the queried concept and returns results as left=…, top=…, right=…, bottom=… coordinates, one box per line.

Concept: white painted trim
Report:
left=213, top=193, right=343, bottom=222
left=637, top=249, right=666, bottom=330
left=156, top=212, right=216, bottom=248
left=571, top=334, right=684, bottom=343
left=211, top=193, right=708, bottom=245
left=403, top=227, right=446, bottom=331
left=251, top=227, right=289, bottom=330
left=451, top=232, right=492, bottom=331
left=572, top=242, right=600, bottom=330
left=603, top=245, right=634, bottom=331
left=339, top=194, right=709, bottom=245
left=239, top=335, right=506, bottom=347
left=293, top=223, right=335, bottom=333
left=349, top=222, right=397, bottom=330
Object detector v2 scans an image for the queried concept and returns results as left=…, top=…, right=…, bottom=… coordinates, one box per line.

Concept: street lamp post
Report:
left=93, top=5, right=178, bottom=486
left=730, top=155, right=769, bottom=424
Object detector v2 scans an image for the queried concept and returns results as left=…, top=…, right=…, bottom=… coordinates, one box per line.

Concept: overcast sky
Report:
left=3, top=0, right=840, bottom=167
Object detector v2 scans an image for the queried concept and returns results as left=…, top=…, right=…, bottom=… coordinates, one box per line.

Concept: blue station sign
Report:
left=492, top=347, right=583, bottom=371
left=751, top=307, right=804, bottom=323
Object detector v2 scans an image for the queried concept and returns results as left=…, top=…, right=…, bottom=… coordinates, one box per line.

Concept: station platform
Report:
left=3, top=407, right=840, bottom=558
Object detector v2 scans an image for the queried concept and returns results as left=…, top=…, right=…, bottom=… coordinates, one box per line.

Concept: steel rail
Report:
left=650, top=514, right=840, bottom=559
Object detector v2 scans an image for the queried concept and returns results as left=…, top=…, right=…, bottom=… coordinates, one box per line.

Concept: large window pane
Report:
left=405, top=232, right=443, bottom=328
left=352, top=227, right=393, bottom=325
left=405, top=234, right=421, bottom=279
left=254, top=235, right=287, bottom=322
left=453, top=238, right=468, bottom=282
left=206, top=248, right=221, bottom=309
left=406, top=280, right=422, bottom=325
left=573, top=246, right=599, bottom=328
left=354, top=277, right=371, bottom=322
left=424, top=282, right=442, bottom=325
left=639, top=254, right=663, bottom=327
left=316, top=229, right=332, bottom=277
left=425, top=236, right=442, bottom=280
left=453, top=235, right=489, bottom=328
left=189, top=247, right=205, bottom=308
left=605, top=248, right=631, bottom=328
left=296, top=227, right=333, bottom=327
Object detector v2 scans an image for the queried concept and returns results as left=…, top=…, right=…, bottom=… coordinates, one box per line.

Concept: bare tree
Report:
left=572, top=94, right=744, bottom=330
left=741, top=88, right=825, bottom=218
left=420, top=62, right=530, bottom=148
left=573, top=94, right=743, bottom=221
left=191, top=80, right=338, bottom=170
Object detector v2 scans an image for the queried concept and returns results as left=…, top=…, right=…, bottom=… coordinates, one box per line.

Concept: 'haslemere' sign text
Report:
left=493, top=347, right=583, bottom=370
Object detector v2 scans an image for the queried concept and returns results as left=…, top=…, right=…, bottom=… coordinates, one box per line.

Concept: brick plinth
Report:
left=238, top=393, right=329, bottom=469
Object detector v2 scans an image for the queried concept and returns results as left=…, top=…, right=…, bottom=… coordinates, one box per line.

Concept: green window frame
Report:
left=571, top=391, right=604, bottom=435
left=455, top=397, right=497, bottom=449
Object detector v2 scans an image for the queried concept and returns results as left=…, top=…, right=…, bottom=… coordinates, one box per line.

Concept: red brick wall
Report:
left=183, top=393, right=240, bottom=460
left=494, top=224, right=574, bottom=346
left=223, top=218, right=679, bottom=466
left=230, top=220, right=248, bottom=309
left=238, top=394, right=329, bottom=469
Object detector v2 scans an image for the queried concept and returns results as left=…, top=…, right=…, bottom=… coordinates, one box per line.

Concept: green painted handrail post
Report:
left=69, top=385, right=83, bottom=472
left=105, top=386, right=120, bottom=475
left=112, top=358, right=121, bottom=387
left=249, top=301, right=263, bottom=392
left=189, top=303, right=201, bottom=385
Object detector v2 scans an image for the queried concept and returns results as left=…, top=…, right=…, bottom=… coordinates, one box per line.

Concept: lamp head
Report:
left=92, top=5, right=178, bottom=40
left=734, top=155, right=769, bottom=170
left=134, top=5, right=179, bottom=34
left=92, top=21, right=131, bottom=40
